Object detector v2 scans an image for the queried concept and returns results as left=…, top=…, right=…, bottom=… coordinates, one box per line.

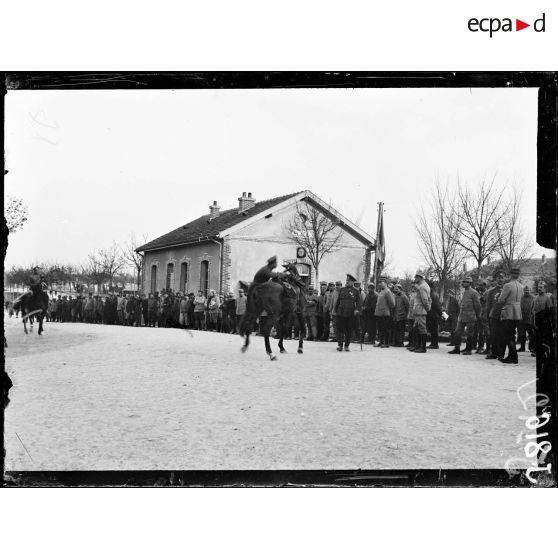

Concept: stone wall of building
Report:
left=141, top=241, right=221, bottom=295
left=225, top=202, right=371, bottom=293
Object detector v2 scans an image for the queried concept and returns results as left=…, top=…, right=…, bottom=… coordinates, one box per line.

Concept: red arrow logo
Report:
left=516, top=19, right=530, bottom=31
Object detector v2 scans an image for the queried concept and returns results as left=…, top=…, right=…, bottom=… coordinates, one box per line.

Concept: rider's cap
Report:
left=511, top=266, right=521, bottom=274
left=320, top=281, right=327, bottom=285
left=267, top=255, right=277, bottom=265
left=414, top=270, right=425, bottom=278
left=328, top=282, right=335, bottom=286
left=346, top=274, right=356, bottom=282
left=462, top=276, right=473, bottom=283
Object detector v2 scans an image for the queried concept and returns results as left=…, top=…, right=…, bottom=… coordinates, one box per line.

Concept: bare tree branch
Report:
left=494, top=187, right=533, bottom=272
left=451, top=177, right=510, bottom=278
left=285, top=200, right=344, bottom=284
left=415, top=180, right=465, bottom=298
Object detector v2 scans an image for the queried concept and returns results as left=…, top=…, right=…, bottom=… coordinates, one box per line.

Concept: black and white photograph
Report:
left=2, top=73, right=556, bottom=486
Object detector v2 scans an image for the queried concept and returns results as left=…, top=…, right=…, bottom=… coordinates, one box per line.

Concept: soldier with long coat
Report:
left=334, top=274, right=362, bottom=351
left=448, top=277, right=481, bottom=355
left=493, top=266, right=523, bottom=364
left=485, top=271, right=506, bottom=359
left=410, top=271, right=431, bottom=353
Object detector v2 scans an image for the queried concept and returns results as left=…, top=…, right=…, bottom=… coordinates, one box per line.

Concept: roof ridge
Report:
left=136, top=191, right=302, bottom=252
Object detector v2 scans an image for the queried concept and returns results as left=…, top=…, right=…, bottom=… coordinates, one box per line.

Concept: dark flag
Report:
left=374, top=202, right=385, bottom=280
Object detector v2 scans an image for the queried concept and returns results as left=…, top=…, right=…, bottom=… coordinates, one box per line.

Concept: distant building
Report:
left=136, top=190, right=376, bottom=296
left=480, top=255, right=556, bottom=287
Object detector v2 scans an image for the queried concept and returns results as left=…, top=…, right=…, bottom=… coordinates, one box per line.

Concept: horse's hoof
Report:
left=280, top=349, right=287, bottom=354
left=241, top=346, right=247, bottom=353
left=297, top=348, right=303, bottom=354
left=269, top=354, right=278, bottom=361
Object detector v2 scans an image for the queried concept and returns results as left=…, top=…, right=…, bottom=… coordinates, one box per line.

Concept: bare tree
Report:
left=5, top=196, right=29, bottom=233
left=121, top=232, right=148, bottom=293
left=83, top=253, right=109, bottom=293
left=495, top=188, right=533, bottom=273
left=415, top=181, right=465, bottom=299
left=454, top=177, right=509, bottom=280
left=98, top=243, right=125, bottom=291
left=285, top=200, right=344, bottom=285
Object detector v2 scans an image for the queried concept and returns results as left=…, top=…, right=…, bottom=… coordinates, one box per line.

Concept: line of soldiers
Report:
left=446, top=267, right=555, bottom=365
left=274, top=266, right=555, bottom=363
left=41, top=289, right=248, bottom=332
left=13, top=263, right=555, bottom=366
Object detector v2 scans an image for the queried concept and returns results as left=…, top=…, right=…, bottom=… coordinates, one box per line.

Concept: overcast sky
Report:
left=4, top=87, right=551, bottom=276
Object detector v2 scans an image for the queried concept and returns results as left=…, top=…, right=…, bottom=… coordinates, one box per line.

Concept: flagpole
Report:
left=373, top=202, right=383, bottom=288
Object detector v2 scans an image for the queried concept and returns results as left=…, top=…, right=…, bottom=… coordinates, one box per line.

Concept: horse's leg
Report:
left=264, top=333, right=277, bottom=360
left=297, top=313, right=304, bottom=354
left=38, top=312, right=44, bottom=335
left=241, top=331, right=250, bottom=353
left=23, top=317, right=28, bottom=335
left=278, top=316, right=287, bottom=353
left=262, top=317, right=277, bottom=360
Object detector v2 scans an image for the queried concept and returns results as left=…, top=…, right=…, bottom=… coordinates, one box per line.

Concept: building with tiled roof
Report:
left=136, top=190, right=376, bottom=296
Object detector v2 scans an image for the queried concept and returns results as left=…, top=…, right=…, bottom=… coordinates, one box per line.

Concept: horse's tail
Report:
left=239, top=285, right=260, bottom=336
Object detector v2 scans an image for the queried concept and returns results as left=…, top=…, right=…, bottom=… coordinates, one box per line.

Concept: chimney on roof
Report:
left=238, top=191, right=256, bottom=212
left=209, top=200, right=220, bottom=219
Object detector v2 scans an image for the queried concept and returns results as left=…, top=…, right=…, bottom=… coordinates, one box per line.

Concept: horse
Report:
left=13, top=291, right=49, bottom=336
left=239, top=269, right=306, bottom=360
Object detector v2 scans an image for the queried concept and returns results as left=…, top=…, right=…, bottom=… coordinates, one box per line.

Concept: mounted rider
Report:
left=28, top=266, right=46, bottom=298
left=248, top=256, right=294, bottom=316
left=252, top=256, right=287, bottom=284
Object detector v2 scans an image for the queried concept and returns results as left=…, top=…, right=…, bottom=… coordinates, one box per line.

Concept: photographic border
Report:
left=2, top=71, right=556, bottom=487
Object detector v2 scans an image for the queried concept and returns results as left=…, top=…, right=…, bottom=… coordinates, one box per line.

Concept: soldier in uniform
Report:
left=411, top=271, right=431, bottom=353
left=475, top=280, right=490, bottom=354
left=485, top=270, right=506, bottom=359
left=252, top=256, right=287, bottom=284
left=28, top=266, right=45, bottom=298
left=448, top=277, right=481, bottom=355
left=493, top=266, right=523, bottom=364
left=333, top=274, right=362, bottom=352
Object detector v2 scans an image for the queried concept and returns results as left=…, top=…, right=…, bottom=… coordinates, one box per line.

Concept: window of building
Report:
left=180, top=262, right=189, bottom=293
left=200, top=260, right=209, bottom=294
left=166, top=262, right=175, bottom=291
left=150, top=265, right=157, bottom=293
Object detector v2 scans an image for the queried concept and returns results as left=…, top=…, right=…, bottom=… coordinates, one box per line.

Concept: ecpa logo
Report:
left=468, top=13, right=546, bottom=37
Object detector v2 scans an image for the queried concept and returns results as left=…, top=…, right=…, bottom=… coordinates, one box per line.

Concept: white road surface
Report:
left=4, top=316, right=536, bottom=470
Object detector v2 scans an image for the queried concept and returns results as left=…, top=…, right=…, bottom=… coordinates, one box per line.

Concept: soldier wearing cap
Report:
left=518, top=284, right=535, bottom=353
left=334, top=274, right=362, bottom=351
left=352, top=281, right=364, bottom=342
left=493, top=266, right=523, bottom=364
left=444, top=289, right=460, bottom=346
left=448, top=276, right=481, bottom=355
left=316, top=281, right=328, bottom=340
left=410, top=271, right=431, bottom=353
left=328, top=280, right=343, bottom=342
left=362, top=282, right=378, bottom=344
left=28, top=266, right=45, bottom=298
left=485, top=270, right=506, bottom=359
left=374, top=276, right=395, bottom=347
left=321, top=282, right=335, bottom=341
left=475, top=279, right=489, bottom=353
